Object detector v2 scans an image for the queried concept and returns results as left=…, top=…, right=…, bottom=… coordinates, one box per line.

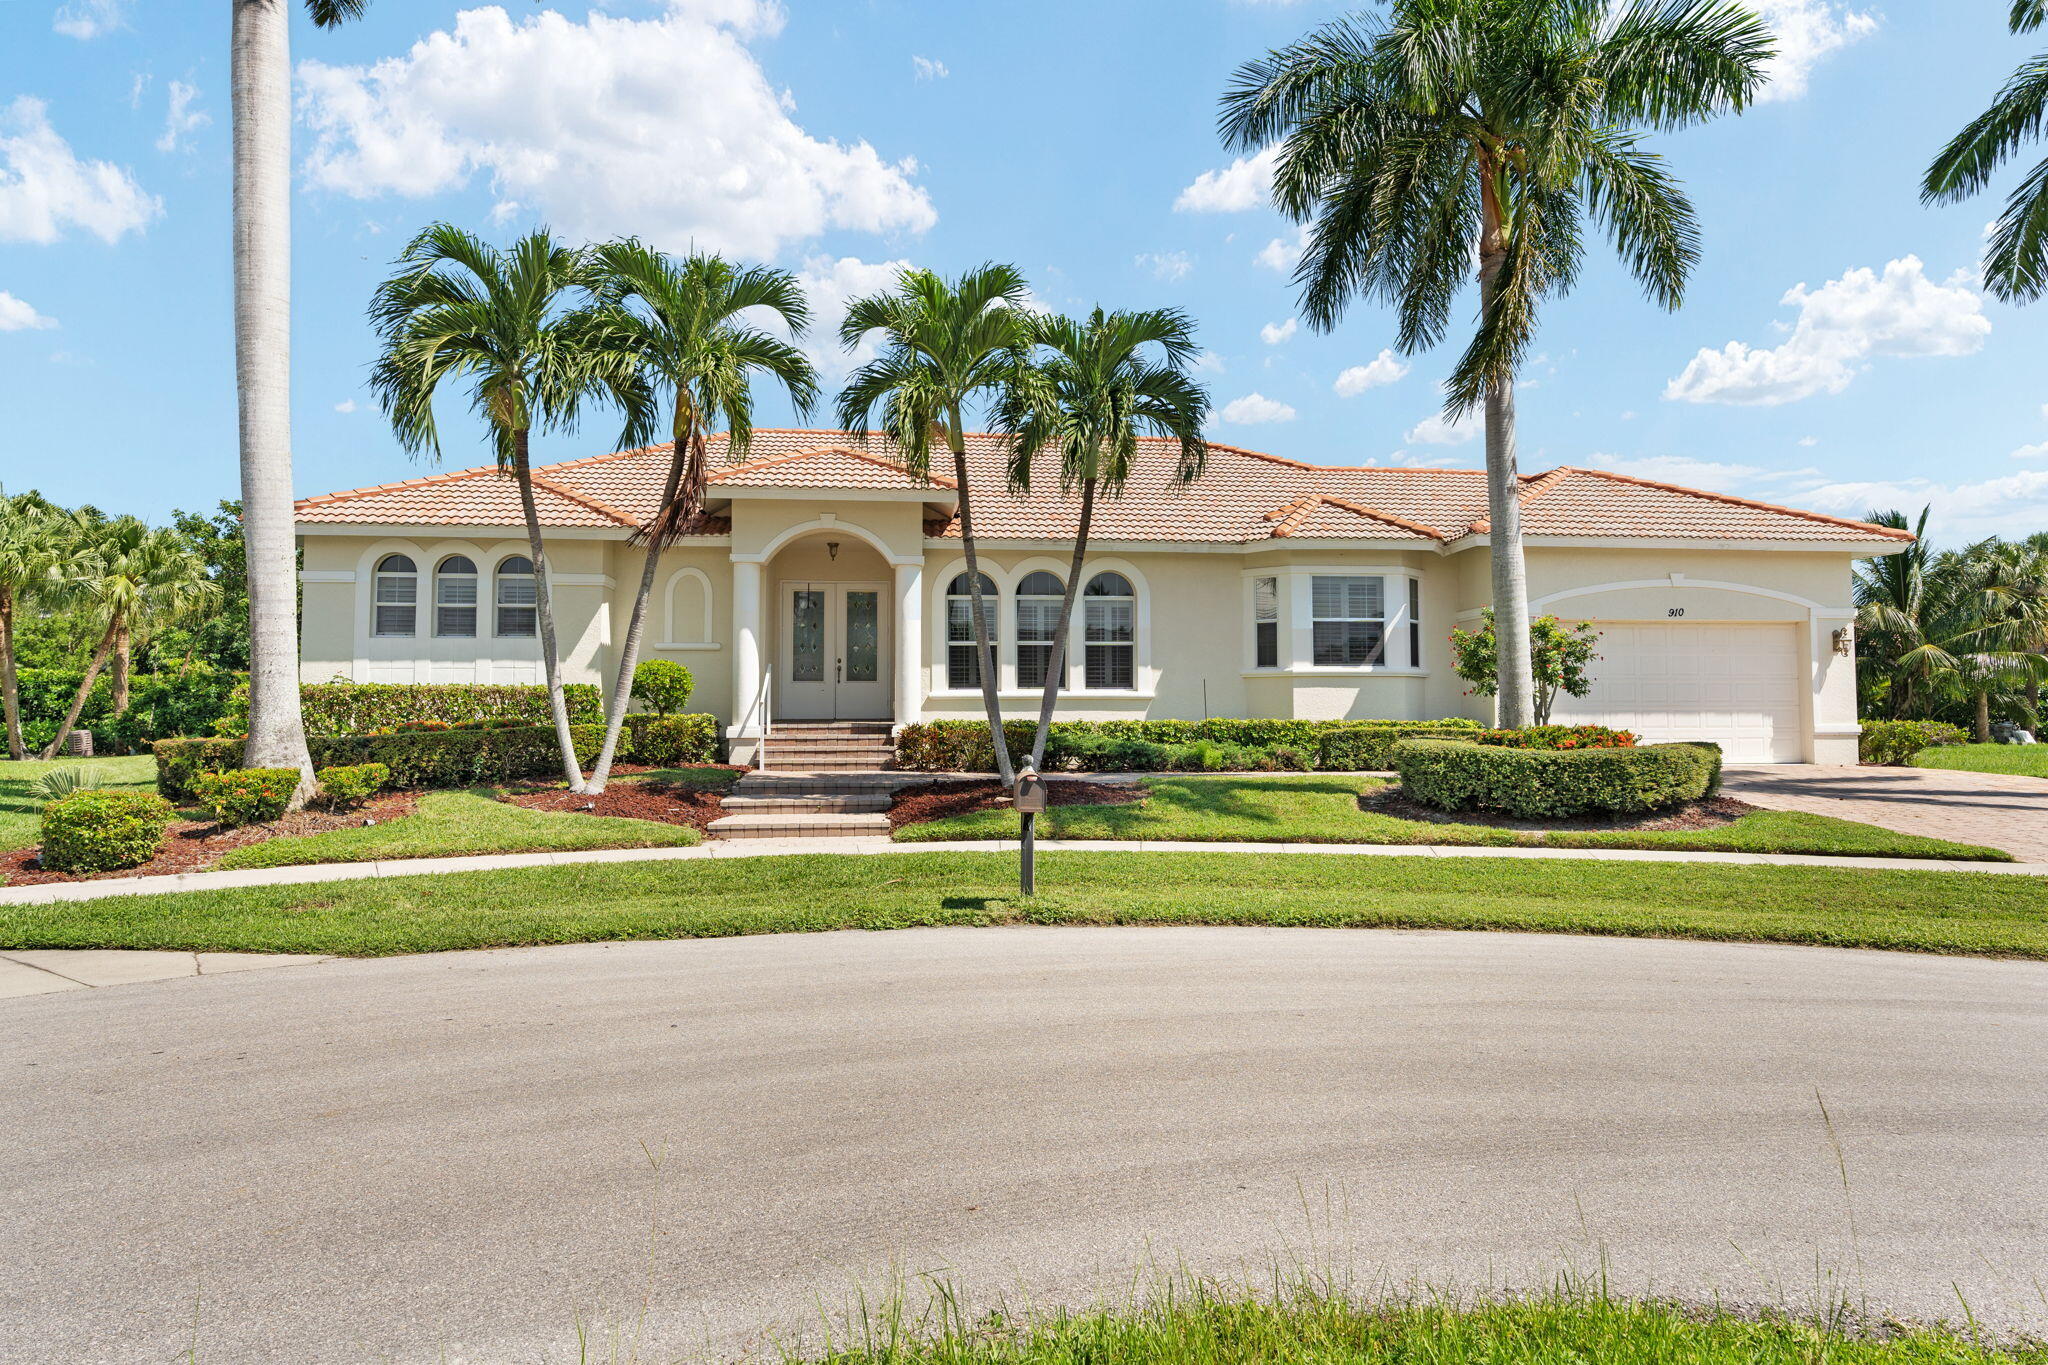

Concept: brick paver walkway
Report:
left=1722, top=765, right=2048, bottom=862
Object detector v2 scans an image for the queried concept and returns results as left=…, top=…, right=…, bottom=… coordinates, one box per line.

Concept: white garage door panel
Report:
left=1549, top=623, right=1804, bottom=763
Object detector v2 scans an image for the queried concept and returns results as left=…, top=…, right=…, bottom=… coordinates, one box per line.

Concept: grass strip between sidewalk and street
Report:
left=2, top=850, right=2046, bottom=959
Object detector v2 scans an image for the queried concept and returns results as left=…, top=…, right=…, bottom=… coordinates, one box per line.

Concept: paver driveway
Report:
left=1722, top=764, right=2048, bottom=862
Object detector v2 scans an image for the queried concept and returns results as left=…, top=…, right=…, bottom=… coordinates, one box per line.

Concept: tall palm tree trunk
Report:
left=1975, top=689, right=1993, bottom=743
left=1028, top=476, right=1097, bottom=770
left=1478, top=243, right=1534, bottom=730
left=39, top=616, right=119, bottom=761
left=112, top=621, right=133, bottom=717
left=1, top=593, right=22, bottom=761
left=511, top=429, right=587, bottom=792
left=949, top=418, right=1014, bottom=785
left=232, top=0, right=314, bottom=800
left=589, top=425, right=695, bottom=793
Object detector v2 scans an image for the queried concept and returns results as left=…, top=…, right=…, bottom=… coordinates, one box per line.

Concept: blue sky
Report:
left=4, top=0, right=2047, bottom=543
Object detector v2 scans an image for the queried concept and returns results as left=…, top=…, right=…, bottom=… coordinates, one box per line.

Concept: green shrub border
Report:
left=155, top=725, right=605, bottom=800
left=214, top=680, right=604, bottom=736
left=894, top=718, right=1484, bottom=773
left=1391, top=737, right=1722, bottom=819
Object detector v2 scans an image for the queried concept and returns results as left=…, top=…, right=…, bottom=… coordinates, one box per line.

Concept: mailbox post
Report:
left=1014, top=761, right=1048, bottom=896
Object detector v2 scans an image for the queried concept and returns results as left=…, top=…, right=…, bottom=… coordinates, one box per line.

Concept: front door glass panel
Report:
left=845, top=591, right=879, bottom=682
left=791, top=589, right=825, bottom=682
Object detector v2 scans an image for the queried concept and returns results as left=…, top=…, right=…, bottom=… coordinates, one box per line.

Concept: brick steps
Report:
left=713, top=764, right=920, bottom=839
left=706, top=813, right=893, bottom=839
left=717, top=794, right=892, bottom=815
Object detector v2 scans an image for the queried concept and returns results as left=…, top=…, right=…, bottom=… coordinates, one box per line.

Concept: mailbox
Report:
left=1014, top=766, right=1048, bottom=814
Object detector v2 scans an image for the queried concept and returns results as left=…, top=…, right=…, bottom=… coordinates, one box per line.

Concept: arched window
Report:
left=1082, top=571, right=1135, bottom=690
left=435, top=555, right=478, bottom=638
left=946, top=572, right=998, bottom=689
left=494, top=556, right=537, bottom=638
left=372, top=554, right=418, bottom=637
left=1014, top=571, right=1066, bottom=689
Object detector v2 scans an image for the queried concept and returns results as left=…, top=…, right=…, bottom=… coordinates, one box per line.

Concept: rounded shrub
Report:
left=1860, top=719, right=1967, bottom=766
left=40, top=789, right=175, bottom=874
left=315, top=762, right=389, bottom=809
left=1392, top=738, right=1720, bottom=819
left=632, top=660, right=695, bottom=716
left=193, top=767, right=301, bottom=828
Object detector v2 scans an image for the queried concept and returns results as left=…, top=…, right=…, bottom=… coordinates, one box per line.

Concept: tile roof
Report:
left=295, top=428, right=1914, bottom=547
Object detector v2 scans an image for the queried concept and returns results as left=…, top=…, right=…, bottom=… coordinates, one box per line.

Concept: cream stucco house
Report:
left=294, top=429, right=1912, bottom=766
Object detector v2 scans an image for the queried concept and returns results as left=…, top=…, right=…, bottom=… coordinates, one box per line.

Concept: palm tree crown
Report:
left=1924, top=2, right=2048, bottom=301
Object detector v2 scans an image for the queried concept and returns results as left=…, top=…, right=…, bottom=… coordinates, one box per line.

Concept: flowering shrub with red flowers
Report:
left=1475, top=725, right=1638, bottom=750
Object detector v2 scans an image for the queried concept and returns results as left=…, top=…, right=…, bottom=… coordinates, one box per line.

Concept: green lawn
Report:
left=3, top=850, right=2046, bottom=958
left=794, top=1286, right=2045, bottom=1365
left=615, top=764, right=742, bottom=787
left=213, top=789, right=699, bottom=868
left=0, top=755, right=158, bottom=852
left=895, top=774, right=2009, bottom=861
left=1915, top=743, right=2048, bottom=778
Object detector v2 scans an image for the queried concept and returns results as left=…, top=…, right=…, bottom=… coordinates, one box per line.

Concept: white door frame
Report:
left=775, top=579, right=893, bottom=720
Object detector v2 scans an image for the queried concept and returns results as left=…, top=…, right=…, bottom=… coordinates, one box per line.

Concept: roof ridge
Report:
left=708, top=444, right=959, bottom=489
left=1310, top=494, right=1450, bottom=541
left=525, top=473, right=640, bottom=527
left=533, top=441, right=676, bottom=478
left=1568, top=467, right=1919, bottom=540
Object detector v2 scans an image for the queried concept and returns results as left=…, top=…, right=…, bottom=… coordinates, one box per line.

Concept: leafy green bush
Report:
left=631, top=660, right=694, bottom=716
left=212, top=680, right=604, bottom=736
left=895, top=719, right=1482, bottom=773
left=1393, top=737, right=1721, bottom=819
left=1474, top=725, right=1638, bottom=750
left=1860, top=719, right=1969, bottom=766
left=155, top=724, right=604, bottom=800
left=315, top=763, right=389, bottom=809
left=622, top=712, right=720, bottom=767
left=13, top=664, right=241, bottom=754
left=194, top=767, right=300, bottom=827
left=39, top=789, right=175, bottom=873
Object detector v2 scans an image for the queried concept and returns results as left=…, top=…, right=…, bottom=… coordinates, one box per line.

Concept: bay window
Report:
left=1252, top=576, right=1279, bottom=669
left=1311, top=575, right=1384, bottom=666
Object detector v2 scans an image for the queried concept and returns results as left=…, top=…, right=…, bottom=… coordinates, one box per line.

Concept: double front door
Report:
left=778, top=581, right=891, bottom=720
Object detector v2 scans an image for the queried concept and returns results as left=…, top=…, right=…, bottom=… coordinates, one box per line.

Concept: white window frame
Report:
left=494, top=555, right=537, bottom=638
left=372, top=554, right=418, bottom=638
left=1080, top=571, right=1137, bottom=692
left=1242, top=566, right=1427, bottom=675
left=944, top=571, right=999, bottom=691
left=1014, top=570, right=1066, bottom=691
left=434, top=555, right=480, bottom=639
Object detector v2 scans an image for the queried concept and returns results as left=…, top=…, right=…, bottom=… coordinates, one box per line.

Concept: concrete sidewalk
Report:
left=0, top=836, right=2041, bottom=909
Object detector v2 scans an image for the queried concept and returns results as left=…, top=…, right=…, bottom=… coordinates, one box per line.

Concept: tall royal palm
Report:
left=1220, top=0, right=1771, bottom=726
left=370, top=225, right=644, bottom=792
left=577, top=241, right=819, bottom=792
left=838, top=264, right=1034, bottom=784
left=1925, top=2, right=2048, bottom=300
left=233, top=0, right=368, bottom=802
left=994, top=307, right=1210, bottom=770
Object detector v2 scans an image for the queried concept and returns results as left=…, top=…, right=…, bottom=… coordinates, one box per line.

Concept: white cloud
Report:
left=1405, top=411, right=1479, bottom=445
left=1366, top=449, right=1472, bottom=470
left=0, top=98, right=159, bottom=244
left=1797, top=435, right=1819, bottom=447
left=2012, top=441, right=2048, bottom=461
left=1259, top=317, right=1297, bottom=346
left=1255, top=224, right=1309, bottom=273
left=156, top=81, right=209, bottom=154
left=1190, top=350, right=1226, bottom=375
left=1664, top=256, right=1989, bottom=406
left=1796, top=469, right=2048, bottom=541
left=911, top=55, right=948, bottom=81
left=0, top=291, right=56, bottom=331
left=53, top=0, right=126, bottom=40
left=1174, top=146, right=1279, bottom=214
left=298, top=3, right=936, bottom=259
left=1217, top=392, right=1296, bottom=425
left=334, top=398, right=359, bottom=414
left=1135, top=250, right=1193, bottom=282
left=1333, top=349, right=1409, bottom=396
left=788, top=253, right=915, bottom=384
left=1753, top=1, right=1878, bottom=103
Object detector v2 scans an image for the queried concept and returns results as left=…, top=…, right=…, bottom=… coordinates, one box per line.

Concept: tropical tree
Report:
left=837, top=264, right=1035, bottom=785
left=576, top=241, right=819, bottom=792
left=0, top=489, right=67, bottom=760
left=232, top=0, right=370, bottom=803
left=38, top=519, right=221, bottom=759
left=1924, top=1, right=2048, bottom=300
left=992, top=307, right=1210, bottom=772
left=369, top=225, right=647, bottom=792
left=1218, top=0, right=1772, bottom=727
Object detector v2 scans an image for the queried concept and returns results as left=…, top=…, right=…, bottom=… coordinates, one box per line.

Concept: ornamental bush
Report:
left=155, top=724, right=604, bottom=800
left=1474, top=725, right=1638, bottom=750
left=622, top=712, right=720, bottom=767
left=315, top=763, right=389, bottom=809
left=893, top=719, right=1484, bottom=773
left=1393, top=737, right=1720, bottom=819
left=193, top=767, right=300, bottom=827
left=212, top=680, right=604, bottom=736
left=632, top=660, right=695, bottom=716
left=1859, top=719, right=1969, bottom=766
left=39, top=789, right=175, bottom=873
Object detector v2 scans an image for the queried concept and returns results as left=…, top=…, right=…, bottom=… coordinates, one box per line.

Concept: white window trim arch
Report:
left=655, top=566, right=721, bottom=652
left=1240, top=564, right=1429, bottom=676
left=925, top=555, right=1155, bottom=698
left=349, top=537, right=541, bottom=683
left=489, top=552, right=539, bottom=639
left=432, top=553, right=481, bottom=639
left=934, top=562, right=1007, bottom=694
left=370, top=552, right=420, bottom=639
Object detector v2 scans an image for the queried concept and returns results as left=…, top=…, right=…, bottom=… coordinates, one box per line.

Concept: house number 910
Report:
left=1666, top=607, right=1686, bottom=617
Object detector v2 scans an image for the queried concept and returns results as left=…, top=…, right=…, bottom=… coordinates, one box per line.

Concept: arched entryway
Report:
left=767, top=531, right=894, bottom=720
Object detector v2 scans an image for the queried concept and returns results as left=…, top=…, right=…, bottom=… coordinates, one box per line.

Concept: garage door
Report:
left=1548, top=623, right=1804, bottom=763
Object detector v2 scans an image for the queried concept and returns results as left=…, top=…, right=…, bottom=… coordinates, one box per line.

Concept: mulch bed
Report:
left=498, top=780, right=728, bottom=836
left=888, top=778, right=1146, bottom=830
left=0, top=792, right=422, bottom=885
left=1358, top=785, right=1762, bottom=833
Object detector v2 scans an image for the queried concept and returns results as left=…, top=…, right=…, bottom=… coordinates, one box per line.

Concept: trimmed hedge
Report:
left=39, top=789, right=175, bottom=873
left=13, top=664, right=241, bottom=754
left=213, top=680, right=604, bottom=736
left=1393, top=737, right=1721, bottom=819
left=894, top=718, right=1484, bottom=773
left=194, top=767, right=301, bottom=828
left=622, top=712, right=721, bottom=767
left=155, top=724, right=603, bottom=800
left=1473, top=725, right=1638, bottom=750
left=315, top=763, right=389, bottom=809
left=1860, top=719, right=1968, bottom=766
